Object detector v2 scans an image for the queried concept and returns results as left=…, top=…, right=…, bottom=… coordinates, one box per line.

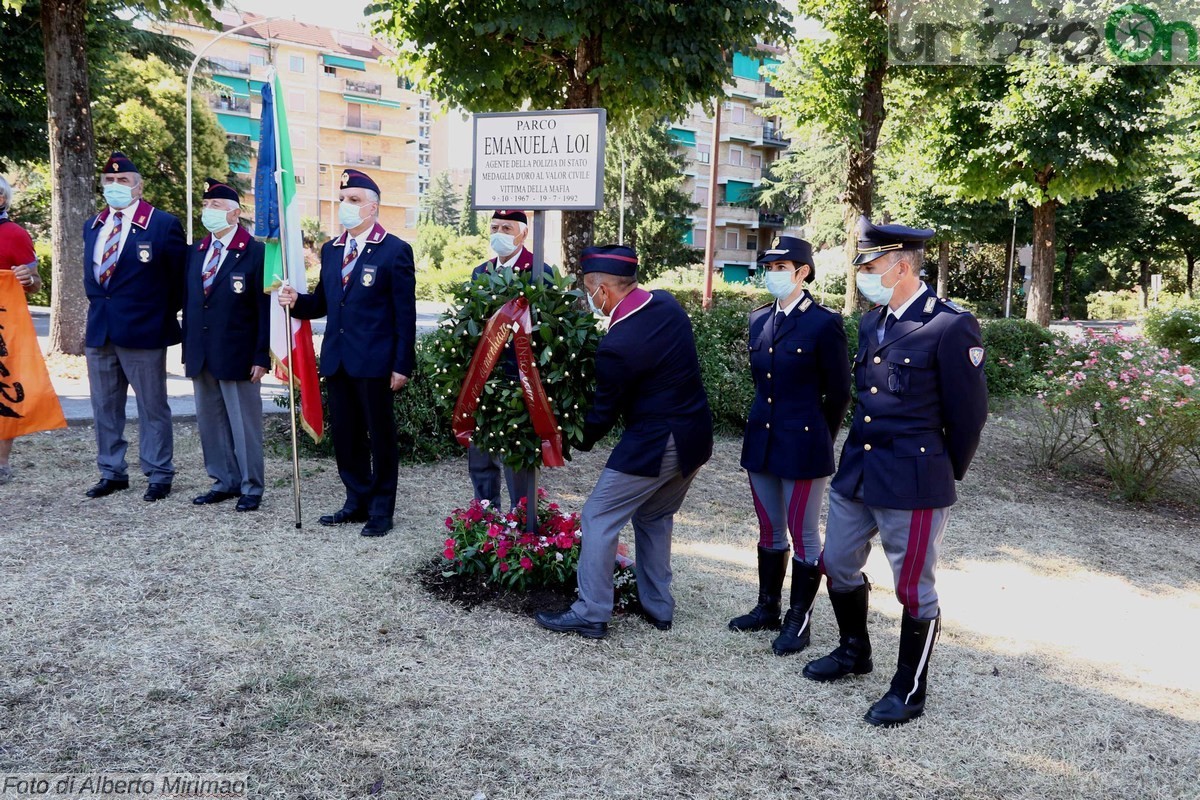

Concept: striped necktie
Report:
left=340, top=240, right=359, bottom=289
left=97, top=211, right=124, bottom=287
left=202, top=240, right=224, bottom=297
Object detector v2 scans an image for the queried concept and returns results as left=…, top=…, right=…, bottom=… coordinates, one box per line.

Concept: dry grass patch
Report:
left=0, top=418, right=1197, bottom=799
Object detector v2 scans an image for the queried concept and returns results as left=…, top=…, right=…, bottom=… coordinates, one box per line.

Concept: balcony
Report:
left=344, top=117, right=383, bottom=133
left=761, top=125, right=790, bottom=148
left=344, top=78, right=382, bottom=96
left=764, top=84, right=783, bottom=99
left=758, top=211, right=786, bottom=228
left=208, top=57, right=250, bottom=76
left=341, top=152, right=382, bottom=167
left=211, top=96, right=251, bottom=114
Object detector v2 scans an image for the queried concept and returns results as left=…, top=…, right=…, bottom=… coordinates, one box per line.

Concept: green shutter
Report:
left=211, top=75, right=249, bottom=97
left=343, top=94, right=404, bottom=108
left=215, top=113, right=260, bottom=143
left=669, top=128, right=696, bottom=147
left=322, top=55, right=367, bottom=71
left=725, top=180, right=754, bottom=204
left=732, top=52, right=763, bottom=81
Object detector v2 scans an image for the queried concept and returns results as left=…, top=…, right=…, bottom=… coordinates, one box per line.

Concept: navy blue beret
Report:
left=492, top=209, right=528, bottom=224
left=202, top=178, right=239, bottom=203
left=580, top=244, right=638, bottom=278
left=340, top=168, right=380, bottom=196
left=103, top=151, right=139, bottom=175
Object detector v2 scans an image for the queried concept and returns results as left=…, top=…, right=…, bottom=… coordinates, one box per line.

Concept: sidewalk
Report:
left=30, top=301, right=448, bottom=425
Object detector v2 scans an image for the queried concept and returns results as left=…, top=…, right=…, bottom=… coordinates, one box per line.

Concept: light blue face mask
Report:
left=856, top=260, right=901, bottom=306
left=339, top=201, right=366, bottom=229
left=102, top=183, right=134, bottom=209
left=201, top=206, right=233, bottom=233
left=490, top=231, right=517, bottom=257
left=587, top=286, right=609, bottom=319
left=764, top=269, right=798, bottom=301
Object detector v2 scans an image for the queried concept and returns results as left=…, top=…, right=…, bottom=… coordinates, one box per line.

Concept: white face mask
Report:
left=103, top=183, right=135, bottom=209
left=339, top=201, right=367, bottom=229
left=201, top=206, right=233, bottom=233
left=587, top=286, right=608, bottom=319
left=764, top=270, right=798, bottom=301
left=856, top=260, right=901, bottom=305
left=490, top=231, right=517, bottom=257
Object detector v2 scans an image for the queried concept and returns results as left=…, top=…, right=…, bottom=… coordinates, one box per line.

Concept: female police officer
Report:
left=729, top=236, right=851, bottom=656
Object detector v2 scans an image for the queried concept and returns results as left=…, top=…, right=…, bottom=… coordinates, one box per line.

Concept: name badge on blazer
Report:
left=231, top=273, right=246, bottom=294
left=136, top=242, right=153, bottom=263
left=361, top=264, right=377, bottom=287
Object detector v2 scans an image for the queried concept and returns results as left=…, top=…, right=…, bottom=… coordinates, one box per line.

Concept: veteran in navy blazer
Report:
left=804, top=217, right=988, bottom=729
left=535, top=245, right=713, bottom=640
left=730, top=236, right=851, bottom=658
left=183, top=180, right=270, bottom=512
left=82, top=151, right=187, bottom=502
left=466, top=209, right=554, bottom=512
left=279, top=169, right=416, bottom=537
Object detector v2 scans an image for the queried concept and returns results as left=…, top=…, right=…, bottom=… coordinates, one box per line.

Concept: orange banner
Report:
left=0, top=272, right=67, bottom=439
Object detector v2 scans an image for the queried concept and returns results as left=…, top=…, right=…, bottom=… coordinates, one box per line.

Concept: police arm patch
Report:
left=969, top=346, right=985, bottom=367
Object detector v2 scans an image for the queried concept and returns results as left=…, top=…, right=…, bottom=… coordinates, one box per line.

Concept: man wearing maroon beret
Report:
left=279, top=169, right=416, bottom=536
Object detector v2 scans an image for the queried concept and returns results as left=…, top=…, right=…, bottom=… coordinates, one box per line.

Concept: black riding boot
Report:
left=864, top=612, right=940, bottom=727
left=728, top=546, right=789, bottom=632
left=802, top=576, right=873, bottom=681
left=771, top=560, right=822, bottom=656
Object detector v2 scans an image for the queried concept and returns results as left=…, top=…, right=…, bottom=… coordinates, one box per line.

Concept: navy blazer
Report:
left=581, top=289, right=714, bottom=478
left=831, top=287, right=989, bottom=510
left=740, top=291, right=851, bottom=479
left=470, top=247, right=555, bottom=282
left=181, top=226, right=270, bottom=381
left=83, top=200, right=187, bottom=349
left=290, top=223, right=416, bottom=378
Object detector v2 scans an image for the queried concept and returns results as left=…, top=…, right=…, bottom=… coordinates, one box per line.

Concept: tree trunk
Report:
left=562, top=32, right=602, bottom=281
left=936, top=240, right=949, bottom=299
left=1187, top=250, right=1196, bottom=300
left=1138, top=258, right=1151, bottom=308
left=1025, top=198, right=1057, bottom=327
left=842, top=0, right=888, bottom=315
left=1062, top=244, right=1075, bottom=319
left=42, top=0, right=94, bottom=356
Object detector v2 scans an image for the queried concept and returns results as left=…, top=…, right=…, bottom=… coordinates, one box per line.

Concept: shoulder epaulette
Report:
left=940, top=297, right=966, bottom=313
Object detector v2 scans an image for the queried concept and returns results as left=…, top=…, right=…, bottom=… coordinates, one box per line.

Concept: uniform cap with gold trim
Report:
left=853, top=215, right=934, bottom=265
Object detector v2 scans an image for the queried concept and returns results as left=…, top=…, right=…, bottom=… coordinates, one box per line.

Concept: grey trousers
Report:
left=571, top=437, right=699, bottom=624
left=192, top=369, right=264, bottom=497
left=86, top=343, right=174, bottom=484
left=820, top=487, right=949, bottom=620
left=748, top=472, right=829, bottom=563
left=468, top=444, right=535, bottom=511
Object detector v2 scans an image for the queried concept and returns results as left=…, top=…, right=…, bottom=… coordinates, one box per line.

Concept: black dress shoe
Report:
left=535, top=608, right=608, bottom=639
left=235, top=495, right=262, bottom=512
left=143, top=483, right=172, bottom=501
left=86, top=478, right=129, bottom=498
left=319, top=508, right=368, bottom=526
left=193, top=489, right=241, bottom=505
left=361, top=516, right=393, bottom=536
left=633, top=602, right=672, bottom=631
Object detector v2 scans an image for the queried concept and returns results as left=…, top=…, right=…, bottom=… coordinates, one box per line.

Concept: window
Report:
left=292, top=129, right=306, bottom=149
left=294, top=167, right=306, bottom=186
left=725, top=230, right=740, bottom=250
left=288, top=90, right=305, bottom=112
left=289, top=55, right=305, bottom=73
left=249, top=54, right=267, bottom=67
left=323, top=65, right=336, bottom=76
left=692, top=186, right=709, bottom=205
left=730, top=103, right=745, bottom=123
left=747, top=234, right=758, bottom=252
left=750, top=153, right=762, bottom=169
left=697, top=144, right=711, bottom=165
left=729, top=146, right=743, bottom=166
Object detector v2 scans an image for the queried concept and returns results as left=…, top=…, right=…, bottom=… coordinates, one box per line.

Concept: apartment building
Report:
left=163, top=11, right=435, bottom=241
left=669, top=49, right=801, bottom=283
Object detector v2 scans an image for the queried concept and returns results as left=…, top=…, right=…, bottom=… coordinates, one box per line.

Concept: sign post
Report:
left=470, top=108, right=607, bottom=531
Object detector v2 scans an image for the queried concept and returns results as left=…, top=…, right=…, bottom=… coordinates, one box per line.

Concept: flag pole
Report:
left=269, top=66, right=303, bottom=529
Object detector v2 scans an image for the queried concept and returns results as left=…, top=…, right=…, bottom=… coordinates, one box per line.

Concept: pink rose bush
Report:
left=1037, top=327, right=1200, bottom=500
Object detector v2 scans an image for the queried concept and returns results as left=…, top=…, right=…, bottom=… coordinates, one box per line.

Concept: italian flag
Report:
left=256, top=69, right=323, bottom=442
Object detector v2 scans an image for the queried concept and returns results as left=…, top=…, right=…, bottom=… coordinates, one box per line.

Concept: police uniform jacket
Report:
left=83, top=199, right=187, bottom=349
left=182, top=226, right=269, bottom=381
left=581, top=289, right=714, bottom=478
left=740, top=291, right=851, bottom=479
left=290, top=223, right=416, bottom=379
left=831, top=287, right=988, bottom=509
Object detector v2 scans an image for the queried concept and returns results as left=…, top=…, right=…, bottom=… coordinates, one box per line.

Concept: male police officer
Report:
left=183, top=180, right=269, bottom=512
left=279, top=169, right=416, bottom=537
left=83, top=151, right=187, bottom=501
left=803, top=217, right=988, bottom=727
left=466, top=209, right=555, bottom=511
left=535, top=245, right=713, bottom=639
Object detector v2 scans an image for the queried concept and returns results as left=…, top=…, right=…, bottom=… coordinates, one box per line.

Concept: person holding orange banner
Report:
left=0, top=176, right=66, bottom=483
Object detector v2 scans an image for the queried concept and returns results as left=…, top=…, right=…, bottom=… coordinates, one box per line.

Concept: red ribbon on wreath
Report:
left=451, top=296, right=565, bottom=468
